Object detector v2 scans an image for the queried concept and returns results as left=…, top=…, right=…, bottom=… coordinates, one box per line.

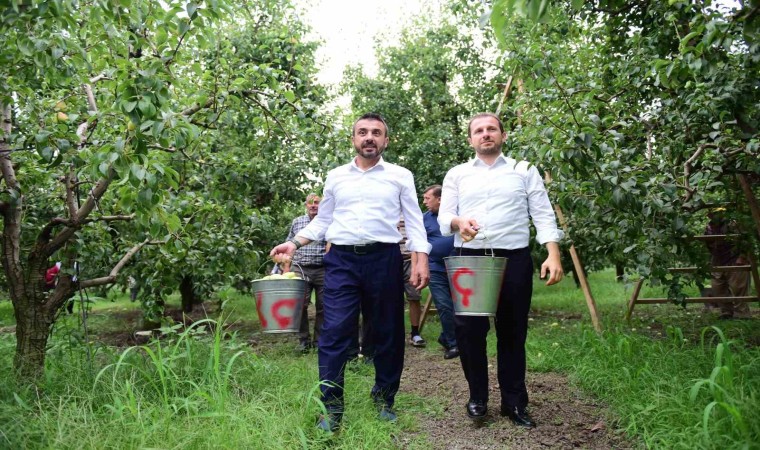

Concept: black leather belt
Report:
left=331, top=242, right=396, bottom=255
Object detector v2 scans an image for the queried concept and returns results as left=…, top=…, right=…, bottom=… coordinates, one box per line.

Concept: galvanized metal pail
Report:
left=444, top=255, right=507, bottom=316
left=251, top=278, right=307, bottom=333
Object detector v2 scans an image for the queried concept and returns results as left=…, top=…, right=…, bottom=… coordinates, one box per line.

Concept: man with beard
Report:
left=270, top=113, right=430, bottom=432
left=438, top=113, right=564, bottom=428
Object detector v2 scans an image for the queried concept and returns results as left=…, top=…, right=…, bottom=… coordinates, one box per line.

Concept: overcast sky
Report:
left=297, top=0, right=441, bottom=86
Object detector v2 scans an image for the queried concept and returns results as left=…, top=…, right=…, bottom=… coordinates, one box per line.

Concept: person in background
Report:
left=438, top=113, right=564, bottom=427
left=704, top=208, right=752, bottom=319
left=282, top=193, right=327, bottom=354
left=421, top=185, right=458, bottom=359
left=270, top=112, right=430, bottom=432
left=398, top=218, right=426, bottom=348
left=128, top=276, right=139, bottom=302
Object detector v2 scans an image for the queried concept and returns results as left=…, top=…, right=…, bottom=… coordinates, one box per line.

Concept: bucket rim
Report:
left=251, top=277, right=307, bottom=285
left=443, top=255, right=508, bottom=260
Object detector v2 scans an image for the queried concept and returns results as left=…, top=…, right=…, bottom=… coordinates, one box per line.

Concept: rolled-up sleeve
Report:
left=437, top=167, right=459, bottom=237
left=525, top=166, right=564, bottom=244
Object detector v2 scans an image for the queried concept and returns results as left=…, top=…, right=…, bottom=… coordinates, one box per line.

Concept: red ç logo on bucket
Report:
left=452, top=267, right=475, bottom=307
left=255, top=292, right=268, bottom=328
left=271, top=299, right=298, bottom=328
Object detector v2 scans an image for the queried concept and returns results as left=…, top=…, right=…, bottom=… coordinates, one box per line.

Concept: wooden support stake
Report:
left=625, top=279, right=644, bottom=322
left=418, top=291, right=435, bottom=333
left=545, top=172, right=602, bottom=332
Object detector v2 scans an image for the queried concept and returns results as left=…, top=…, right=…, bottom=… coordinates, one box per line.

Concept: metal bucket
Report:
left=251, top=278, right=307, bottom=333
left=444, top=255, right=507, bottom=316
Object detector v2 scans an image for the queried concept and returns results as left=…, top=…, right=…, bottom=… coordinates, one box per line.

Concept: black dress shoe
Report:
left=443, top=346, right=460, bottom=359
left=316, top=412, right=341, bottom=432
left=466, top=400, right=487, bottom=419
left=500, top=406, right=536, bottom=428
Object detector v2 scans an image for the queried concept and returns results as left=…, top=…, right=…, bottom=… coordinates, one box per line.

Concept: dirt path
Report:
left=398, top=346, right=633, bottom=449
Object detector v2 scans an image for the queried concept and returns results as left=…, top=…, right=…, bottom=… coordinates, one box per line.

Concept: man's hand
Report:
left=269, top=241, right=296, bottom=264
left=455, top=217, right=480, bottom=242
left=410, top=252, right=430, bottom=290
left=540, top=242, right=564, bottom=286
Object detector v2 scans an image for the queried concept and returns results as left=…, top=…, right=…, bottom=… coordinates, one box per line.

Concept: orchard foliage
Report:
left=485, top=0, right=760, bottom=287
left=0, top=0, right=336, bottom=377
left=342, top=22, right=499, bottom=192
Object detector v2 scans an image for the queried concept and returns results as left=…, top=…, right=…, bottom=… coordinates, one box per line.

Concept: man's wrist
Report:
left=289, top=238, right=303, bottom=250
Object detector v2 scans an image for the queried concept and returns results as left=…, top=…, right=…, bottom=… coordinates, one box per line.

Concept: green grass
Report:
left=0, top=290, right=431, bottom=449
left=523, top=269, right=760, bottom=450
left=0, top=269, right=758, bottom=449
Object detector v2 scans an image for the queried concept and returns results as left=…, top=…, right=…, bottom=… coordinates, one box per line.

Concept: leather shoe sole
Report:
left=500, top=406, right=536, bottom=428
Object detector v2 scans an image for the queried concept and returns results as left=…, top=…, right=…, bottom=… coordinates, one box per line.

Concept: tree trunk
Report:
left=180, top=275, right=196, bottom=313
left=11, top=271, right=77, bottom=378
left=13, top=293, right=55, bottom=379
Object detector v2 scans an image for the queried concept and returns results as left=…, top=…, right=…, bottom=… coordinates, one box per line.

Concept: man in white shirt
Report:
left=270, top=113, right=431, bottom=432
left=438, top=113, right=564, bottom=428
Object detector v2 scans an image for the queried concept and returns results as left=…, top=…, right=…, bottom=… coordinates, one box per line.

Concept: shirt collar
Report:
left=469, top=153, right=509, bottom=167
left=350, top=155, right=386, bottom=172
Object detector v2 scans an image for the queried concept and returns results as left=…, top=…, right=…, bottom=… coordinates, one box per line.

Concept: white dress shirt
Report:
left=438, top=154, right=563, bottom=249
left=297, top=157, right=432, bottom=254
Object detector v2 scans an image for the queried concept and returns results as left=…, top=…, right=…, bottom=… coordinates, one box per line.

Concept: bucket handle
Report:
left=257, top=258, right=304, bottom=278
left=456, top=230, right=495, bottom=257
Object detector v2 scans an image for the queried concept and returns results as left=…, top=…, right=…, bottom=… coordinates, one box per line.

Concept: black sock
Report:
left=411, top=326, right=420, bottom=337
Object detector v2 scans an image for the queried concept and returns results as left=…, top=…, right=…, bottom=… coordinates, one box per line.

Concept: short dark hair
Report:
left=353, top=112, right=390, bottom=136
left=424, top=185, right=442, bottom=198
left=467, top=113, right=504, bottom=137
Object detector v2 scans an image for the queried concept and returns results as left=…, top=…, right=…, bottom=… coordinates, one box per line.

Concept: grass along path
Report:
left=0, top=268, right=757, bottom=448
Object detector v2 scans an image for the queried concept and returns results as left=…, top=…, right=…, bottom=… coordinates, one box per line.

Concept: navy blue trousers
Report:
left=429, top=270, right=457, bottom=349
left=453, top=246, right=533, bottom=409
left=318, top=244, right=405, bottom=414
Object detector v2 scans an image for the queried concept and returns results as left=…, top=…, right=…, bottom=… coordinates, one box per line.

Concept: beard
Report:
left=355, top=141, right=386, bottom=159
left=474, top=140, right=501, bottom=156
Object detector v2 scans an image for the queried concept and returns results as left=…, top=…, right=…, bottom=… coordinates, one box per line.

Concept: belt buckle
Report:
left=354, top=244, right=368, bottom=255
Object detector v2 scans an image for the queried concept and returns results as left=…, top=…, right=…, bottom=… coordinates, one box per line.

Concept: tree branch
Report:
left=78, top=239, right=165, bottom=289
left=43, top=170, right=116, bottom=256
left=89, top=73, right=110, bottom=84
left=65, top=166, right=78, bottom=219
left=164, top=22, right=191, bottom=67
left=0, top=103, right=24, bottom=291
left=76, top=83, right=99, bottom=146
left=181, top=98, right=215, bottom=116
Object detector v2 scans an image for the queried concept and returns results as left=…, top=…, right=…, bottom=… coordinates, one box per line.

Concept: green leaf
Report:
left=187, top=2, right=198, bottom=19
left=165, top=214, right=182, bottom=233
left=123, top=101, right=138, bottom=113
left=17, top=39, right=34, bottom=56
left=131, top=164, right=146, bottom=181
